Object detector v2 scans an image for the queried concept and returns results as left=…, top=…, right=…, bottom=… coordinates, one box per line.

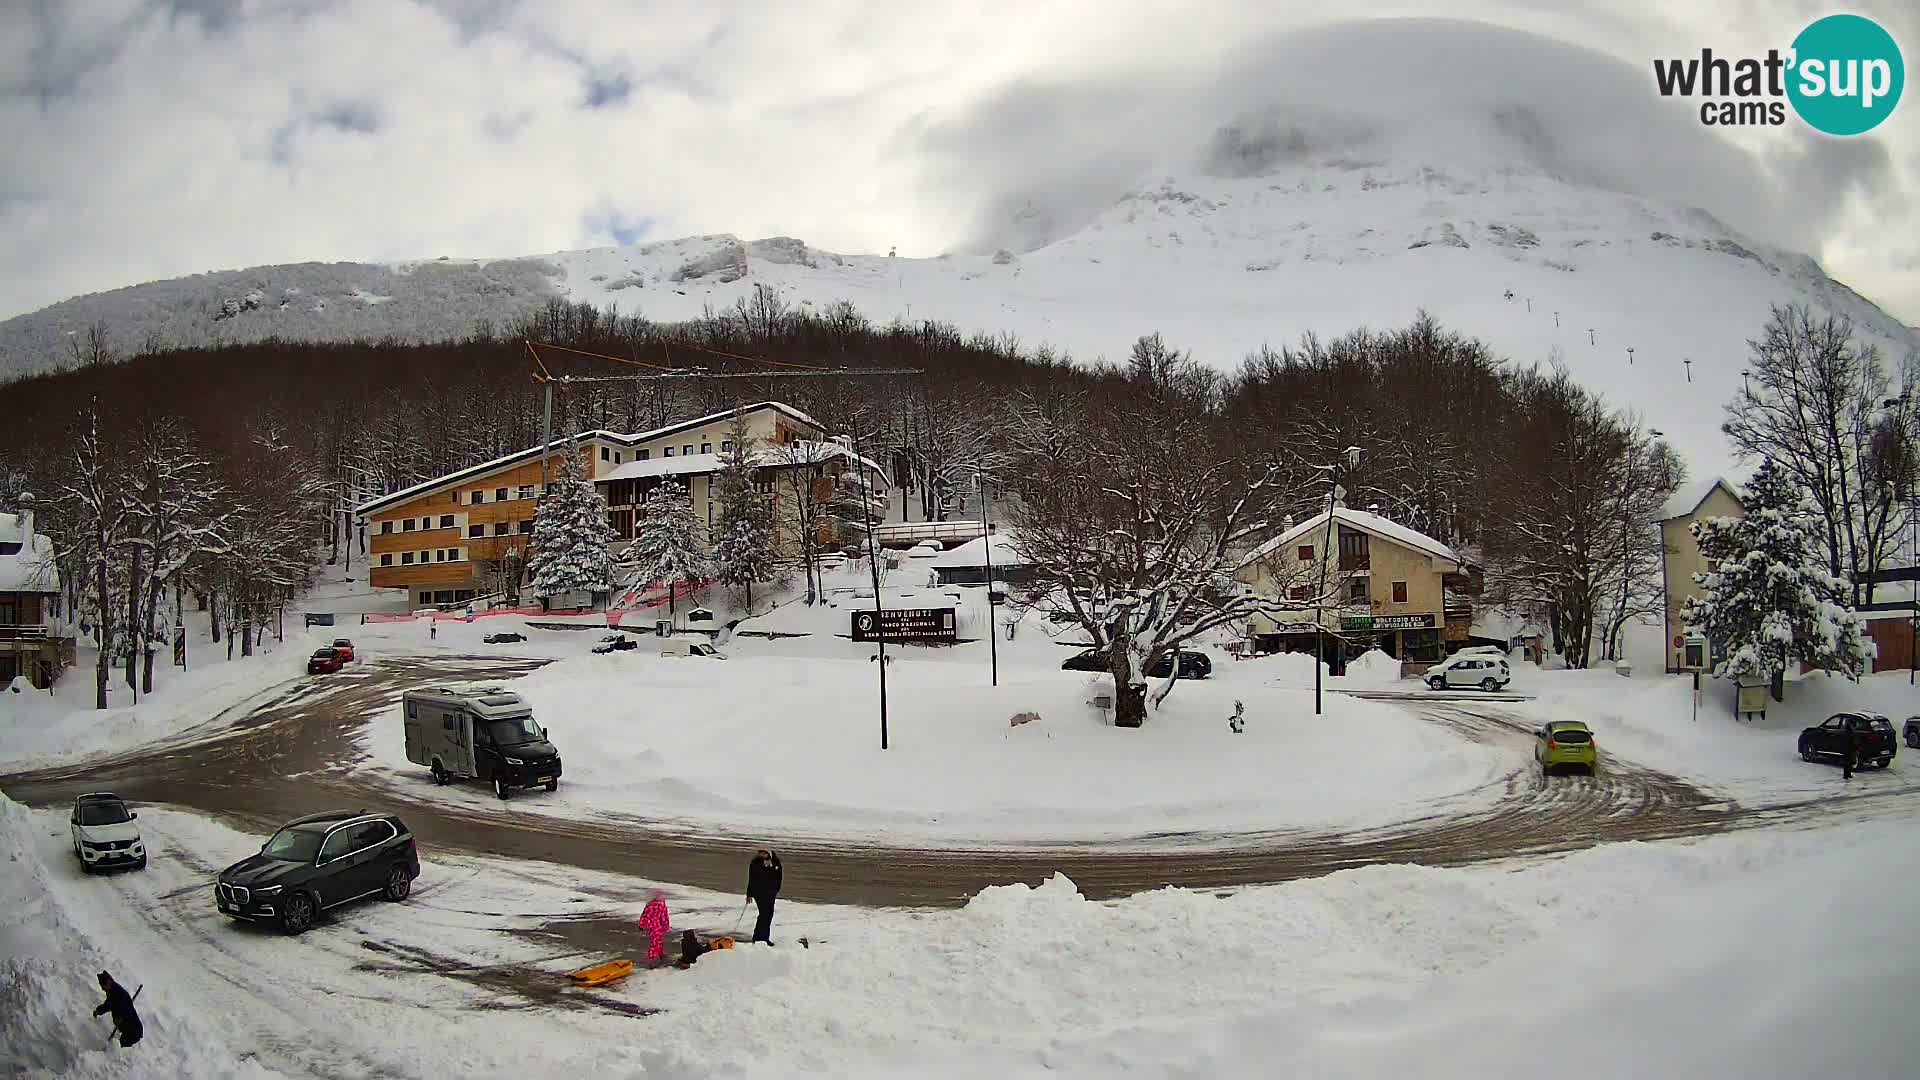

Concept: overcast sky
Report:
left=2, top=0, right=1915, bottom=324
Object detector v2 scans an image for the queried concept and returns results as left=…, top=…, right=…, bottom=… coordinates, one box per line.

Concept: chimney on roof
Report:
left=17, top=492, right=32, bottom=544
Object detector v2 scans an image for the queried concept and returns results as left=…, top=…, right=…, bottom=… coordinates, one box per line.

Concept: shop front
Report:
left=1339, top=612, right=1444, bottom=667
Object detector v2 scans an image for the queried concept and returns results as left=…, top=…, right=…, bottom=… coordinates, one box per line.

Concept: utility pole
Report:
left=1627, top=346, right=1635, bottom=366
left=979, top=467, right=998, bottom=687
left=1683, top=359, right=1693, bottom=383
left=1314, top=446, right=1362, bottom=715
left=854, top=416, right=890, bottom=749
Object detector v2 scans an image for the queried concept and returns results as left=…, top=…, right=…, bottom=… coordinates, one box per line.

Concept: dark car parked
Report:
left=1905, top=718, right=1920, bottom=751
left=483, top=632, right=526, bottom=644
left=1799, top=712, right=1897, bottom=770
left=1060, top=648, right=1211, bottom=679
left=592, top=634, right=637, bottom=654
left=216, top=810, right=419, bottom=935
left=307, top=648, right=345, bottom=675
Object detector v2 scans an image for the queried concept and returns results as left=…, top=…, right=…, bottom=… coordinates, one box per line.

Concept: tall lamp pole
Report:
left=1314, top=446, right=1363, bottom=716
left=852, top=418, right=890, bottom=749
left=978, top=467, right=998, bottom=688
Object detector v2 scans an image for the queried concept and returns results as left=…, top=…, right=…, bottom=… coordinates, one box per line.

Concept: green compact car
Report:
left=1534, top=720, right=1598, bottom=775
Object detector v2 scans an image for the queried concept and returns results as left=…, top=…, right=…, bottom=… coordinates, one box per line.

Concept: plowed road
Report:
left=6, top=656, right=1913, bottom=906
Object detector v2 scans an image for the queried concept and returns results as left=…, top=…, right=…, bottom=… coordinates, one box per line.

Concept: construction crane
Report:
left=522, top=337, right=920, bottom=495
left=522, top=336, right=922, bottom=751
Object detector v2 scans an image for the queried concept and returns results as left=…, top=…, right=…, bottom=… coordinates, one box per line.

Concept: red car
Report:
left=331, top=638, right=356, bottom=662
left=308, top=648, right=345, bottom=675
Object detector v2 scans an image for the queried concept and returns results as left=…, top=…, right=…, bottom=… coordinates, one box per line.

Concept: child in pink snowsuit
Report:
left=639, top=892, right=671, bottom=965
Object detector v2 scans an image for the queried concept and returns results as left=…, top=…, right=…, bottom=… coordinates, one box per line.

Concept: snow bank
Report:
left=636, top=821, right=1920, bottom=1077
left=0, top=796, right=285, bottom=1078
left=354, top=644, right=1510, bottom=844
left=0, top=613, right=315, bottom=772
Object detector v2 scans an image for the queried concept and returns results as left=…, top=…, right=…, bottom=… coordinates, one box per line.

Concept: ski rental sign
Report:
left=851, top=607, right=957, bottom=642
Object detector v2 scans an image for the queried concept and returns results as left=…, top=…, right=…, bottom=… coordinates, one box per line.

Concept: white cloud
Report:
left=0, top=0, right=1914, bottom=323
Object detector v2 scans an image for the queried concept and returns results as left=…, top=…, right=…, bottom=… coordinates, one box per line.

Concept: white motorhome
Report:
left=401, top=686, right=563, bottom=800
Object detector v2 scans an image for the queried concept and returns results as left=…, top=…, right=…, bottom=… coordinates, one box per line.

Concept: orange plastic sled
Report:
left=568, top=958, right=635, bottom=987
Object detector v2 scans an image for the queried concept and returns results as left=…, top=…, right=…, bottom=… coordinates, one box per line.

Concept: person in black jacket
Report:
left=746, top=848, right=782, bottom=945
left=94, top=972, right=141, bottom=1048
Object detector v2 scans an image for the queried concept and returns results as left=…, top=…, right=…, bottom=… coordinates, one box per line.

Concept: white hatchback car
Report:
left=70, top=792, right=146, bottom=873
left=1426, top=654, right=1512, bottom=691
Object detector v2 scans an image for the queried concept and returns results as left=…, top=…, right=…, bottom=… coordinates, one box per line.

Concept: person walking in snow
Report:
left=1842, top=723, right=1860, bottom=781
left=429, top=620, right=437, bottom=641
left=746, top=848, right=783, bottom=945
left=638, top=890, right=672, bottom=967
left=94, top=971, right=142, bottom=1049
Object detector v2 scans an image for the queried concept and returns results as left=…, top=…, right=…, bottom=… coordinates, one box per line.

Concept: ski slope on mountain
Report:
left=5, top=163, right=1913, bottom=480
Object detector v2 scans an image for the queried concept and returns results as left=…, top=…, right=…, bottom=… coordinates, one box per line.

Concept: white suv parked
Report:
left=70, top=792, right=146, bottom=873
left=1427, top=654, right=1512, bottom=691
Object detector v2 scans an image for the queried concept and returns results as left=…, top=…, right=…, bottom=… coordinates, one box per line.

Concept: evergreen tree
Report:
left=626, top=479, right=707, bottom=619
left=1683, top=459, right=1873, bottom=692
left=529, top=447, right=614, bottom=603
left=710, top=416, right=777, bottom=613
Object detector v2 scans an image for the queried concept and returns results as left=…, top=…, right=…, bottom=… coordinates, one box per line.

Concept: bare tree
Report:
left=1723, top=305, right=1919, bottom=605
left=58, top=404, right=127, bottom=709
left=1008, top=346, right=1314, bottom=726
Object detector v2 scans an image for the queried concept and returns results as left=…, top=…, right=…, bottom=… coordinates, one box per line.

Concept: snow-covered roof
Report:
left=929, top=531, right=1028, bottom=569
left=598, top=440, right=886, bottom=483
left=1659, top=477, right=1741, bottom=522
left=1240, top=507, right=1458, bottom=569
left=355, top=401, right=824, bottom=514
left=0, top=511, right=60, bottom=593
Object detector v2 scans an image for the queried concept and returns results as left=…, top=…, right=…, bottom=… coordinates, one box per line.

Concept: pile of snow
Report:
left=635, top=821, right=1920, bottom=1077
left=355, top=644, right=1510, bottom=843
left=0, top=796, right=284, bottom=1078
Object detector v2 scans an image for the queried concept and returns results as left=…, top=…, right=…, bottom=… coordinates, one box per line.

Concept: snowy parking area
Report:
left=5, top=791, right=1917, bottom=1079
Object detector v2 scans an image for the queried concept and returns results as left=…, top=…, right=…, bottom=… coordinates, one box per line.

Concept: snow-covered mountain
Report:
left=5, top=139, right=1914, bottom=481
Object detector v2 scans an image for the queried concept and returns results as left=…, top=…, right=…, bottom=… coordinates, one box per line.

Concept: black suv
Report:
left=216, top=810, right=420, bottom=935
left=1061, top=648, right=1212, bottom=679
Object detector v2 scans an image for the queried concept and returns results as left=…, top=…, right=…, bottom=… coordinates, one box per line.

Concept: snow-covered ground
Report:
left=0, top=606, right=315, bottom=772
left=350, top=601, right=1512, bottom=844
left=5, top=789, right=1916, bottom=1079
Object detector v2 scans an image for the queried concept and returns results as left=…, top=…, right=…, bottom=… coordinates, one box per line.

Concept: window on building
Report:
left=380, top=521, right=393, bottom=534
left=1338, top=529, right=1370, bottom=571
left=1391, top=580, right=1408, bottom=604
left=517, top=520, right=533, bottom=534
left=1348, top=577, right=1370, bottom=603
left=401, top=551, right=414, bottom=565
left=614, top=452, right=622, bottom=464
left=1288, top=585, right=1309, bottom=601
left=638, top=449, right=650, bottom=461
left=663, top=447, right=674, bottom=457
left=1296, top=545, right=1314, bottom=562
left=379, top=553, right=392, bottom=566
left=472, top=490, right=485, bottom=504
left=682, top=444, right=693, bottom=456
left=493, top=522, right=510, bottom=535
left=754, top=474, right=773, bottom=494
left=518, top=485, right=535, bottom=499
left=439, top=514, right=454, bottom=528
left=600, top=447, right=610, bottom=461
left=700, top=442, right=711, bottom=455
left=495, top=487, right=508, bottom=501
left=468, top=525, right=484, bottom=538
left=433, top=550, right=444, bottom=563
left=721, top=440, right=734, bottom=452
left=403, top=519, right=416, bottom=532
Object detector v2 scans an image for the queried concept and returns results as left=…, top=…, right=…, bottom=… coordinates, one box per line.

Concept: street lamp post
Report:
left=851, top=419, right=889, bottom=750
left=1314, top=446, right=1363, bottom=716
left=978, top=467, right=998, bottom=688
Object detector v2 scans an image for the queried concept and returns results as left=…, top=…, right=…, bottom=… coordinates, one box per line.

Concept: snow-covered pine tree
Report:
left=1682, top=459, right=1873, bottom=695
left=710, top=415, right=777, bottom=613
left=625, top=479, right=707, bottom=619
left=528, top=446, right=614, bottom=605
